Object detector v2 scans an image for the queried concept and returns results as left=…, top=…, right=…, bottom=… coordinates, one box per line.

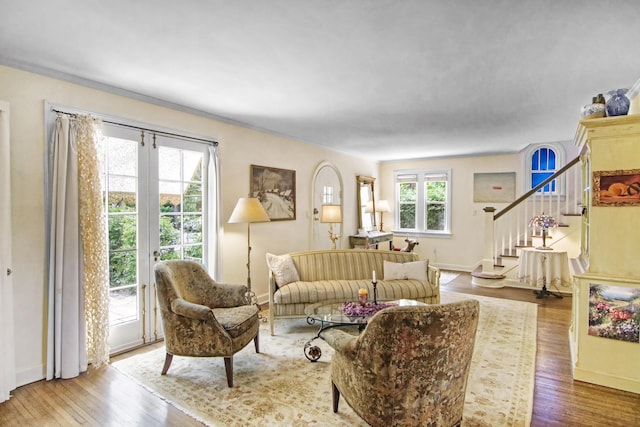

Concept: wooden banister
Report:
left=494, top=156, right=581, bottom=221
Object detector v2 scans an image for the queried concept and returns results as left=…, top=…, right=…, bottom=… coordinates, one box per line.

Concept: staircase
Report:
left=472, top=156, right=582, bottom=288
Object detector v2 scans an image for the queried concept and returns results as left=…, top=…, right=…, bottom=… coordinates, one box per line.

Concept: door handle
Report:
left=153, top=250, right=161, bottom=262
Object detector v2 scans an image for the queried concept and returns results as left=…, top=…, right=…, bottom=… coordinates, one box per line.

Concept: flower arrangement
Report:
left=340, top=301, right=397, bottom=317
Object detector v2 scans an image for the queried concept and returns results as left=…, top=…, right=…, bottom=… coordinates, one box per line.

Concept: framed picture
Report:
left=473, top=172, right=516, bottom=203
left=593, top=169, right=640, bottom=206
left=250, top=164, right=296, bottom=221
left=588, top=283, right=640, bottom=343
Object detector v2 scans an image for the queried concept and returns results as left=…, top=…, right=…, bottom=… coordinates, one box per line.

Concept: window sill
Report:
left=391, top=230, right=452, bottom=239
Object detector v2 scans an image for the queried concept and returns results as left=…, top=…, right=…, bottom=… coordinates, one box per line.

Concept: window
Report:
left=396, top=169, right=451, bottom=234
left=530, top=146, right=558, bottom=193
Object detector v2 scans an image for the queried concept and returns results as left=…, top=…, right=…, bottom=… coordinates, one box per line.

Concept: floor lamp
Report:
left=320, top=204, right=342, bottom=249
left=228, top=197, right=270, bottom=305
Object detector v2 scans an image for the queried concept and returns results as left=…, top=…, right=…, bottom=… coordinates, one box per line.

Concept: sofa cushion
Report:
left=383, top=259, right=428, bottom=281
left=266, top=253, right=300, bottom=286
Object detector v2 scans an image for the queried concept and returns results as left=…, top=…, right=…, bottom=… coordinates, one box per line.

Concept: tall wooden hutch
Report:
left=571, top=114, right=640, bottom=394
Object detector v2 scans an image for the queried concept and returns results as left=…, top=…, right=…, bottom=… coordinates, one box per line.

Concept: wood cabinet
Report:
left=570, top=115, right=640, bottom=394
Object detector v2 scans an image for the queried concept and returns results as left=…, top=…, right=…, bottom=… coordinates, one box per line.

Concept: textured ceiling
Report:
left=1, top=1, right=639, bottom=161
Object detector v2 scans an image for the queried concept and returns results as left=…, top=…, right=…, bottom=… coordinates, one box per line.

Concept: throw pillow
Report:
left=383, top=259, right=428, bottom=281
left=266, top=253, right=300, bottom=286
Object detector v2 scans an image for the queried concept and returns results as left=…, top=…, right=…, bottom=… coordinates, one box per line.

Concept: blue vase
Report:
left=605, top=88, right=630, bottom=116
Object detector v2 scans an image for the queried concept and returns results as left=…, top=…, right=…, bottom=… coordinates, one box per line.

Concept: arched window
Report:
left=527, top=144, right=564, bottom=194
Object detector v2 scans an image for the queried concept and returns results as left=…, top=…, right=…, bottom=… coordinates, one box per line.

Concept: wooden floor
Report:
left=1, top=272, right=639, bottom=426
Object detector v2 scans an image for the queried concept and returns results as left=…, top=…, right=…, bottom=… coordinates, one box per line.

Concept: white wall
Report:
left=0, top=65, right=377, bottom=385
left=378, top=141, right=580, bottom=271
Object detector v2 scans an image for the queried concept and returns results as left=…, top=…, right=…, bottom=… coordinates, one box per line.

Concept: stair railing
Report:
left=480, top=156, right=581, bottom=276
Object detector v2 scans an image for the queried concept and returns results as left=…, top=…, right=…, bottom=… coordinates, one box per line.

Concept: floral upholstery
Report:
left=320, top=299, right=480, bottom=427
left=154, top=260, right=260, bottom=387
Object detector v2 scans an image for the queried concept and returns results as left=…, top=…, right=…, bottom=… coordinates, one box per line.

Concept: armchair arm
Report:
left=320, top=328, right=359, bottom=358
left=428, top=265, right=440, bottom=285
left=171, top=298, right=214, bottom=321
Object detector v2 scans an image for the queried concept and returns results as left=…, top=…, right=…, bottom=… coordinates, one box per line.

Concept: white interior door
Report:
left=0, top=101, right=16, bottom=401
left=311, top=162, right=343, bottom=250
left=100, top=124, right=210, bottom=354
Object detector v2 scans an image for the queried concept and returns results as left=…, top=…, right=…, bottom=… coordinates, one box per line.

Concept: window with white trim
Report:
left=529, top=146, right=559, bottom=193
left=395, top=169, right=451, bottom=234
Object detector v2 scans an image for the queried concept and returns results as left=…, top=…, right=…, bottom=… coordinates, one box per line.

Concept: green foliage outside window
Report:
left=399, top=182, right=416, bottom=229
left=425, top=181, right=446, bottom=231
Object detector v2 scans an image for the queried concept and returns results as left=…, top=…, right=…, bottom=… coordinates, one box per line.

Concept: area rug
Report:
left=440, top=270, right=461, bottom=284
left=112, top=291, right=536, bottom=427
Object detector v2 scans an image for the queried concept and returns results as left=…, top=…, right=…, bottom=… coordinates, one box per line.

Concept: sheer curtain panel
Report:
left=0, top=101, right=16, bottom=402
left=46, top=114, right=109, bottom=380
left=208, top=145, right=222, bottom=279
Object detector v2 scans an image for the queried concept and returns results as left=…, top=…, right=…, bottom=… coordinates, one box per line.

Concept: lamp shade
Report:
left=320, top=204, right=342, bottom=223
left=528, top=214, right=557, bottom=229
left=228, top=197, right=270, bottom=223
left=364, top=201, right=374, bottom=213
left=376, top=199, right=391, bottom=213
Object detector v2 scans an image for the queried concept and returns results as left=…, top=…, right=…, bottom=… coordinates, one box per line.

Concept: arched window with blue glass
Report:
left=530, top=146, right=559, bottom=193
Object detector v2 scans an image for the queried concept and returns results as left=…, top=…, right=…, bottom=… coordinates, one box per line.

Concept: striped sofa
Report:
left=267, top=249, right=440, bottom=335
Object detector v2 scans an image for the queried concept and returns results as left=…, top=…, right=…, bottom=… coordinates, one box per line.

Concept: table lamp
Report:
left=320, top=204, right=342, bottom=249
left=528, top=213, right=557, bottom=250
left=376, top=200, right=391, bottom=232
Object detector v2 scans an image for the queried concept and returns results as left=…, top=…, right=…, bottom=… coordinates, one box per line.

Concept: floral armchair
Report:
left=320, top=300, right=480, bottom=427
left=154, top=260, right=260, bottom=387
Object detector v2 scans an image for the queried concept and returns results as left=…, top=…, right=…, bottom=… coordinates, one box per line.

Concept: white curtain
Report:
left=0, top=101, right=16, bottom=402
left=46, top=114, right=109, bottom=380
left=208, top=145, right=222, bottom=279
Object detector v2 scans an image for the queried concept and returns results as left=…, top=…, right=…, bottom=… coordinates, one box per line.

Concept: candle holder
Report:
left=372, top=279, right=378, bottom=305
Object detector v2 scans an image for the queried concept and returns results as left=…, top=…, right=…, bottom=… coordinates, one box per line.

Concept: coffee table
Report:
left=303, top=299, right=426, bottom=361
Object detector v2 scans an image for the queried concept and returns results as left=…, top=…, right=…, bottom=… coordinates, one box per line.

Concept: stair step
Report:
left=500, top=249, right=519, bottom=258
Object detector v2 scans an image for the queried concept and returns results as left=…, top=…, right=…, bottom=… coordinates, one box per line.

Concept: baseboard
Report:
left=572, top=366, right=640, bottom=394
left=16, top=364, right=46, bottom=388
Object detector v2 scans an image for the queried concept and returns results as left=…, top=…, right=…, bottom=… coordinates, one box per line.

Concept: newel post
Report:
left=481, top=207, right=496, bottom=275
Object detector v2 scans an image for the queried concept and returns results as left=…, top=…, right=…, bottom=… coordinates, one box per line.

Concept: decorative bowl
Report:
left=581, top=102, right=605, bottom=119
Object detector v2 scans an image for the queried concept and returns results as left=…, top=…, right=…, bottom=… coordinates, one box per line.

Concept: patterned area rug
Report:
left=112, top=291, right=536, bottom=427
left=440, top=270, right=461, bottom=284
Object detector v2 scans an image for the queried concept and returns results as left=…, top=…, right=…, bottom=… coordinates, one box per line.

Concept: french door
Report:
left=99, top=124, right=211, bottom=353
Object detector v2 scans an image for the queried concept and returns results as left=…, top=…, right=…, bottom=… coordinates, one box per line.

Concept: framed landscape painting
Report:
left=250, top=164, right=296, bottom=221
left=588, top=283, right=640, bottom=343
left=473, top=172, right=516, bottom=203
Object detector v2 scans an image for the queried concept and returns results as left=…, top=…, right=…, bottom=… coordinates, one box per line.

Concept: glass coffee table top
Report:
left=302, top=299, right=426, bottom=361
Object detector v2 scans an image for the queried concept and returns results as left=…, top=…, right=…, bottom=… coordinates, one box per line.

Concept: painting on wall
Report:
left=588, top=284, right=640, bottom=343
left=473, top=172, right=516, bottom=203
left=250, top=164, right=296, bottom=221
left=593, top=169, right=640, bottom=206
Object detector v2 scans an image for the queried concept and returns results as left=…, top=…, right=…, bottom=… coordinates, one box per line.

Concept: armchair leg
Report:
left=254, top=333, right=260, bottom=353
left=161, top=353, right=173, bottom=375
left=332, top=381, right=340, bottom=413
left=224, top=356, right=233, bottom=387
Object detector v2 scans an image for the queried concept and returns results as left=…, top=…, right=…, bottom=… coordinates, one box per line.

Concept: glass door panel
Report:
left=100, top=125, right=210, bottom=354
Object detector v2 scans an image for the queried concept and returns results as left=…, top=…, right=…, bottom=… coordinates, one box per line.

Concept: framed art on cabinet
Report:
left=588, top=283, right=640, bottom=343
left=250, top=164, right=296, bottom=221
left=593, top=169, right=640, bottom=206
